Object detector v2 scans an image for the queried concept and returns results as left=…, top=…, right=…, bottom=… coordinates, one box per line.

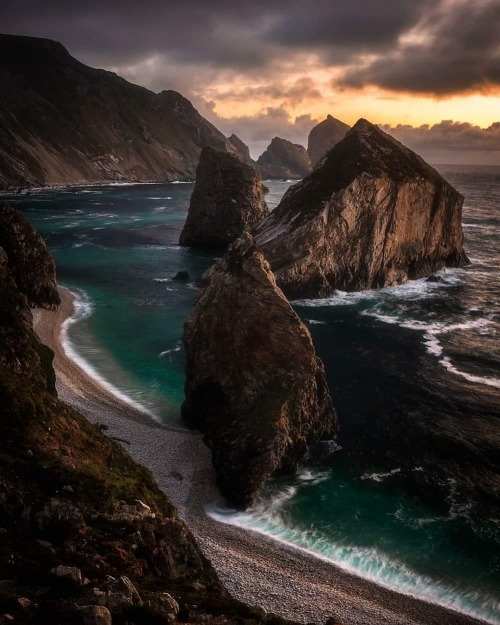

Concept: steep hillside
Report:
left=0, top=34, right=235, bottom=190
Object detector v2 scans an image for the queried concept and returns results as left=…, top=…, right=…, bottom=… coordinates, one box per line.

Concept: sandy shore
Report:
left=33, top=287, right=486, bottom=625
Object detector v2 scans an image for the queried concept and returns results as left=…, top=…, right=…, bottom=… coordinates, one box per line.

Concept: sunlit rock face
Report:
left=254, top=119, right=469, bottom=299
left=182, top=233, right=337, bottom=508
left=307, top=114, right=350, bottom=167
left=179, top=147, right=268, bottom=249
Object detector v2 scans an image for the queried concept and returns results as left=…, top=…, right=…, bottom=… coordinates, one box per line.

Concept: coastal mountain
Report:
left=254, top=119, right=468, bottom=299
left=182, top=233, right=337, bottom=508
left=0, top=206, right=300, bottom=624
left=307, top=114, right=350, bottom=166
left=256, top=137, right=312, bottom=180
left=179, top=147, right=269, bottom=248
left=0, top=34, right=238, bottom=190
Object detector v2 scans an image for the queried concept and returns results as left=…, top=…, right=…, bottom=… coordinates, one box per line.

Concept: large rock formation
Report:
left=182, top=233, right=337, bottom=508
left=256, top=137, right=312, bottom=180
left=0, top=34, right=235, bottom=190
left=254, top=119, right=469, bottom=299
left=227, top=133, right=254, bottom=165
left=179, top=147, right=269, bottom=248
left=0, top=212, right=301, bottom=625
left=0, top=204, right=60, bottom=308
left=307, top=115, right=350, bottom=166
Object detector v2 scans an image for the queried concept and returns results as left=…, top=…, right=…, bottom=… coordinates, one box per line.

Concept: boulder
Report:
left=307, top=114, right=350, bottom=166
left=179, top=147, right=268, bottom=249
left=173, top=270, right=191, bottom=282
left=182, top=233, right=337, bottom=508
left=256, top=137, right=312, bottom=179
left=254, top=119, right=469, bottom=299
left=77, top=605, right=112, bottom=625
left=51, top=565, right=83, bottom=584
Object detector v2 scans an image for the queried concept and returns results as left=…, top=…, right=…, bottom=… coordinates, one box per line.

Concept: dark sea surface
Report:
left=4, top=166, right=499, bottom=623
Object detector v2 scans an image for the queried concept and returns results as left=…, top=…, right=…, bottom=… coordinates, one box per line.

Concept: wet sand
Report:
left=33, top=286, right=486, bottom=625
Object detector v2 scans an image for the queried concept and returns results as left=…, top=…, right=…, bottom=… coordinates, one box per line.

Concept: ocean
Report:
left=4, top=166, right=499, bottom=623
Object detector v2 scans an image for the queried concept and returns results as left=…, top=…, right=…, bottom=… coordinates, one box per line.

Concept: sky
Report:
left=2, top=0, right=500, bottom=163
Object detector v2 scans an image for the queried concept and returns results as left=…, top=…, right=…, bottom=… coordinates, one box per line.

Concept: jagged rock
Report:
left=36, top=499, right=86, bottom=540
left=0, top=205, right=60, bottom=309
left=228, top=134, right=254, bottom=165
left=51, top=565, right=83, bottom=584
left=173, top=270, right=191, bottom=282
left=256, top=137, right=312, bottom=180
left=0, top=34, right=236, bottom=189
left=77, top=605, right=112, bottom=625
left=97, top=576, right=143, bottom=612
left=307, top=114, right=350, bottom=166
left=254, top=119, right=469, bottom=299
left=179, top=147, right=269, bottom=249
left=182, top=233, right=337, bottom=508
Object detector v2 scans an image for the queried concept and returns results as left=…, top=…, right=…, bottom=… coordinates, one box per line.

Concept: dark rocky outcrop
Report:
left=307, top=115, right=350, bottom=166
left=228, top=133, right=254, bottom=165
left=179, top=147, right=269, bottom=249
left=0, top=212, right=301, bottom=624
left=254, top=119, right=469, bottom=299
left=0, top=34, right=236, bottom=190
left=256, top=137, right=312, bottom=180
left=182, top=233, right=337, bottom=508
left=0, top=204, right=60, bottom=308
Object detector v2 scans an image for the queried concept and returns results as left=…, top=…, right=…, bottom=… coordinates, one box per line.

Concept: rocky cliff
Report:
left=307, top=115, right=350, bottom=167
left=0, top=34, right=237, bottom=190
left=228, top=134, right=254, bottom=165
left=182, top=233, right=337, bottom=508
left=254, top=119, right=469, bottom=299
left=0, top=204, right=60, bottom=309
left=0, top=208, right=298, bottom=625
left=179, top=147, right=269, bottom=248
left=256, top=137, right=312, bottom=180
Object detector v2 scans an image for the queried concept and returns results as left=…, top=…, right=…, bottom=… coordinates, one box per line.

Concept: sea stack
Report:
left=179, top=147, right=268, bottom=249
left=254, top=119, right=469, bottom=299
left=0, top=204, right=60, bottom=309
left=256, top=137, right=312, bottom=180
left=307, top=114, right=350, bottom=166
left=182, top=233, right=337, bottom=508
left=228, top=133, right=254, bottom=165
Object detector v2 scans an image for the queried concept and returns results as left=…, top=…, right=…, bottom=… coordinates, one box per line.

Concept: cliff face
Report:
left=179, top=147, right=269, bottom=249
left=256, top=137, right=312, bottom=180
left=0, top=209, right=297, bottom=625
left=0, top=204, right=60, bottom=309
left=228, top=134, right=254, bottom=165
left=182, top=233, right=337, bottom=508
left=0, top=34, right=235, bottom=190
left=254, top=119, right=469, bottom=299
left=307, top=115, right=350, bottom=167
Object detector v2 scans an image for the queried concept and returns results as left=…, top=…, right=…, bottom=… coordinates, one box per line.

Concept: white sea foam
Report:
left=360, top=468, right=402, bottom=482
left=208, top=485, right=500, bottom=625
left=307, top=319, right=327, bottom=325
left=158, top=346, right=181, bottom=358
left=60, top=289, right=158, bottom=419
left=154, top=277, right=172, bottom=283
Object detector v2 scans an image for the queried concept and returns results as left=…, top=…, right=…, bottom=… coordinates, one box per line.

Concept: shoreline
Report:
left=33, top=286, right=489, bottom=625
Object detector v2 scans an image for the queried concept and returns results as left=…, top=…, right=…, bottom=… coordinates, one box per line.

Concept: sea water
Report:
left=5, top=165, right=500, bottom=623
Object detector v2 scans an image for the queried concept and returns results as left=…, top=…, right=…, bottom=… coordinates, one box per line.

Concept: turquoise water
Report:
left=5, top=169, right=500, bottom=623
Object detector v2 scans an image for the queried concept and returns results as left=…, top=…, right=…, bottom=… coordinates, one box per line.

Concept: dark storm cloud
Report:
left=1, top=0, right=499, bottom=98
left=0, top=0, right=438, bottom=73
left=340, top=0, right=500, bottom=95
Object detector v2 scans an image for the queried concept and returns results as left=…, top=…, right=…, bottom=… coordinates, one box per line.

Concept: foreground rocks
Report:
left=307, top=115, right=350, bottom=167
left=254, top=119, right=469, bottom=299
left=182, top=233, right=337, bottom=508
left=0, top=207, right=302, bottom=625
left=256, top=137, right=312, bottom=180
left=0, top=204, right=60, bottom=308
left=179, top=147, right=269, bottom=249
